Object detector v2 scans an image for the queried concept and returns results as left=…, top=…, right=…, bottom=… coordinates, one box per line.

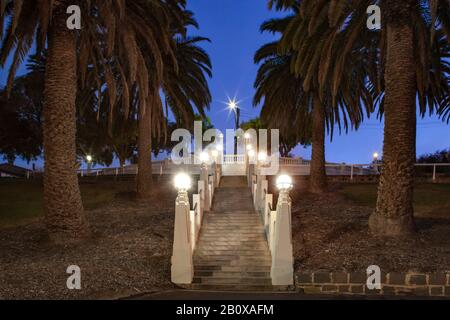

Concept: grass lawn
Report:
left=339, top=183, right=450, bottom=218
left=0, top=179, right=133, bottom=228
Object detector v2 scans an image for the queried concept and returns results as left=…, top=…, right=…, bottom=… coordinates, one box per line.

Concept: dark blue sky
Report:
left=1, top=0, right=449, bottom=168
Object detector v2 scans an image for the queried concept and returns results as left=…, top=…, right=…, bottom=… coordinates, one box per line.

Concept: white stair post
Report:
left=256, top=166, right=267, bottom=212
left=271, top=190, right=294, bottom=286
left=171, top=191, right=193, bottom=284
left=200, top=163, right=210, bottom=211
left=247, top=164, right=255, bottom=188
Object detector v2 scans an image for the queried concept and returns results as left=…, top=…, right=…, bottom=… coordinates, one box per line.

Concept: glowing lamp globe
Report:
left=258, top=152, right=267, bottom=163
left=199, top=152, right=210, bottom=163
left=86, top=155, right=93, bottom=162
left=276, top=175, right=293, bottom=191
left=244, top=133, right=251, bottom=139
left=246, top=144, right=253, bottom=151
left=174, top=173, right=191, bottom=192
left=248, top=150, right=255, bottom=158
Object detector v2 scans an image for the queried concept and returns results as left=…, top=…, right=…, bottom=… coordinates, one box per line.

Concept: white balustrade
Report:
left=171, top=167, right=222, bottom=285
left=250, top=167, right=294, bottom=286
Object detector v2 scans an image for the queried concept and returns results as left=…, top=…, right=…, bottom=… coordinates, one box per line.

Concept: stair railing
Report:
left=171, top=161, right=222, bottom=285
left=250, top=168, right=294, bottom=286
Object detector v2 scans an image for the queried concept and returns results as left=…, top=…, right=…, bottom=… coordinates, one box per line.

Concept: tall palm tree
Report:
left=0, top=1, right=176, bottom=242
left=136, top=12, right=212, bottom=200
left=261, top=3, right=374, bottom=193
left=270, top=0, right=450, bottom=235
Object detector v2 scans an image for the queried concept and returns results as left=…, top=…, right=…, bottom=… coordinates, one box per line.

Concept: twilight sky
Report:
left=1, top=0, right=449, bottom=168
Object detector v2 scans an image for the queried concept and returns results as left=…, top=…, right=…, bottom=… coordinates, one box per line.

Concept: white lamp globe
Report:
left=258, top=152, right=267, bottom=163
left=248, top=150, right=255, bottom=158
left=244, top=133, right=251, bottom=139
left=174, top=173, right=191, bottom=191
left=199, top=152, right=210, bottom=163
left=276, top=174, right=293, bottom=191
left=246, top=144, right=253, bottom=151
left=86, top=155, right=93, bottom=162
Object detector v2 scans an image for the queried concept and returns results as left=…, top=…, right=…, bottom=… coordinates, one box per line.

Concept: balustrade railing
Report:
left=249, top=166, right=294, bottom=286
left=171, top=162, right=221, bottom=284
left=75, top=158, right=450, bottom=183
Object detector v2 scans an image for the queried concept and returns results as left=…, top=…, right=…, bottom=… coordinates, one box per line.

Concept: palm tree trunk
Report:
left=137, top=101, right=153, bottom=200
left=369, top=22, right=417, bottom=236
left=309, top=93, right=327, bottom=193
left=43, top=8, right=89, bottom=242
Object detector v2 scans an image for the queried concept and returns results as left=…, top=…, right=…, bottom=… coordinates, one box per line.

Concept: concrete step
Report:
left=187, top=284, right=280, bottom=291
left=196, top=245, right=269, bottom=251
left=194, top=270, right=271, bottom=278
left=194, top=255, right=271, bottom=261
left=194, top=261, right=272, bottom=268
left=193, top=277, right=272, bottom=285
left=202, top=226, right=263, bottom=230
left=197, top=241, right=267, bottom=246
left=195, top=250, right=269, bottom=256
left=194, top=265, right=271, bottom=272
left=196, top=241, right=267, bottom=246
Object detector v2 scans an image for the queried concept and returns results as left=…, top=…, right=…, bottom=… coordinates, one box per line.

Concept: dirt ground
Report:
left=283, top=178, right=450, bottom=273
left=0, top=177, right=449, bottom=299
left=0, top=178, right=177, bottom=299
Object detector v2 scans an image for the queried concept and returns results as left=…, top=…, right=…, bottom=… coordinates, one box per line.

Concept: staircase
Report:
left=191, top=176, right=275, bottom=291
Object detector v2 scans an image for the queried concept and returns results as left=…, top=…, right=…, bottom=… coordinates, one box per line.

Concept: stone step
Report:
left=187, top=284, right=279, bottom=291
left=194, top=254, right=271, bottom=261
left=196, top=241, right=267, bottom=246
left=206, top=213, right=258, bottom=218
left=196, top=245, right=269, bottom=251
left=200, top=232, right=264, bottom=236
left=194, top=270, right=271, bottom=278
left=198, top=237, right=266, bottom=241
left=202, top=226, right=263, bottom=230
left=194, top=265, right=271, bottom=272
left=194, top=261, right=272, bottom=268
left=195, top=250, right=269, bottom=256
left=197, top=241, right=266, bottom=245
left=193, top=277, right=272, bottom=285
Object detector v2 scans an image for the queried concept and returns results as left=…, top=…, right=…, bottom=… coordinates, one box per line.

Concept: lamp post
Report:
left=272, top=174, right=294, bottom=286
left=227, top=99, right=240, bottom=155
left=86, top=155, right=93, bottom=175
left=373, top=152, right=380, bottom=173
left=171, top=172, right=193, bottom=284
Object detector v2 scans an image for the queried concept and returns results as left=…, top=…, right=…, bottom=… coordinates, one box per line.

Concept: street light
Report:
left=86, top=155, right=93, bottom=163
left=227, top=98, right=240, bottom=155
left=276, top=174, right=293, bottom=192
left=199, top=152, right=210, bottom=164
left=174, top=173, right=192, bottom=192
left=373, top=152, right=379, bottom=162
left=258, top=152, right=267, bottom=163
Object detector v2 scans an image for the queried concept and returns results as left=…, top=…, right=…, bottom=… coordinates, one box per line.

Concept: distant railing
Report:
left=223, top=154, right=245, bottom=164
left=74, top=157, right=450, bottom=182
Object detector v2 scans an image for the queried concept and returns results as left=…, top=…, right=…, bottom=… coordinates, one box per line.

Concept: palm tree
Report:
left=270, top=0, right=450, bottom=235
left=136, top=12, right=212, bottom=200
left=0, top=1, right=176, bottom=242
left=260, top=3, right=374, bottom=193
